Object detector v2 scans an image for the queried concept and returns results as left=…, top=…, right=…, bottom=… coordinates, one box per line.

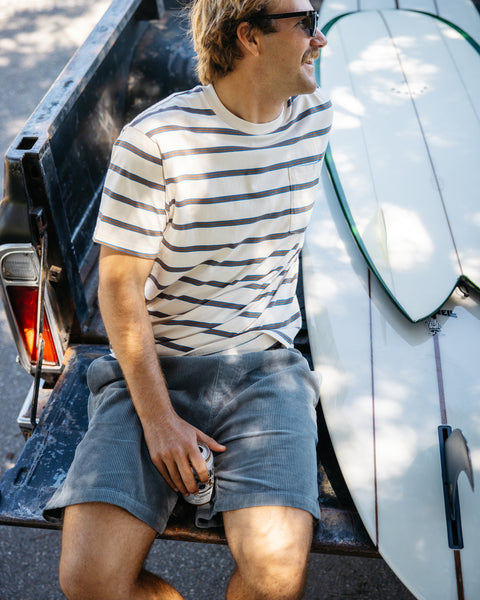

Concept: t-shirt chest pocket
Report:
left=287, top=160, right=321, bottom=233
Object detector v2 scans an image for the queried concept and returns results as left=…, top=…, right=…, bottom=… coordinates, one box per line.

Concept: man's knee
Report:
left=224, top=506, right=313, bottom=600
left=59, top=543, right=103, bottom=600
left=59, top=531, right=126, bottom=600
left=59, top=502, right=156, bottom=600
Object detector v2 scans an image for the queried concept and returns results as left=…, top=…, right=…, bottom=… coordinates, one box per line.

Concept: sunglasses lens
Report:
left=310, top=12, right=318, bottom=36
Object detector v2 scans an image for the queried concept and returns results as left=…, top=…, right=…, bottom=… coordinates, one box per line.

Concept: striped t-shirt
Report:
left=94, top=84, right=332, bottom=356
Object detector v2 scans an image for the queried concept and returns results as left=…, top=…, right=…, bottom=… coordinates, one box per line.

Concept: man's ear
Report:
left=236, top=21, right=262, bottom=57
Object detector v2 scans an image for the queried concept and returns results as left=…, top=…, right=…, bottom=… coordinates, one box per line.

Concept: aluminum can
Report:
left=183, top=443, right=214, bottom=505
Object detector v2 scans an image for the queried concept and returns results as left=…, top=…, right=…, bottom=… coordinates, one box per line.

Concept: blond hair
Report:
left=188, top=0, right=274, bottom=84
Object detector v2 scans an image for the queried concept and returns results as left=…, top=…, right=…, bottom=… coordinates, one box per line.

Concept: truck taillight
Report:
left=6, top=286, right=59, bottom=364
left=0, top=244, right=64, bottom=374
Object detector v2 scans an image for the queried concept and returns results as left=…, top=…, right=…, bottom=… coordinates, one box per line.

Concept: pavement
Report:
left=0, top=1, right=418, bottom=598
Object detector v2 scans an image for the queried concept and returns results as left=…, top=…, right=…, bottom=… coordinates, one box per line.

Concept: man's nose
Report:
left=311, top=28, right=327, bottom=48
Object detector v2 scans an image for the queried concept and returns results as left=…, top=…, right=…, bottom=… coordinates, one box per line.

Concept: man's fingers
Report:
left=168, top=453, right=201, bottom=495
left=155, top=453, right=195, bottom=495
left=156, top=462, right=179, bottom=493
left=198, top=433, right=226, bottom=454
left=189, top=448, right=209, bottom=484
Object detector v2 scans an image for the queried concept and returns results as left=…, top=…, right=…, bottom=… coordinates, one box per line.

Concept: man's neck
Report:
left=213, top=72, right=286, bottom=124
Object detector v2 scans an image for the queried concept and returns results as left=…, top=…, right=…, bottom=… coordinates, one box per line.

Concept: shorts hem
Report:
left=43, top=488, right=171, bottom=534
left=214, top=492, right=320, bottom=521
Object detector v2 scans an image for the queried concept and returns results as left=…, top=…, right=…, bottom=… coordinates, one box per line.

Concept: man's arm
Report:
left=97, top=245, right=225, bottom=496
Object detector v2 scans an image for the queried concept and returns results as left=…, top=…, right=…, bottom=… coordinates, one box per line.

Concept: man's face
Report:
left=259, top=0, right=327, bottom=98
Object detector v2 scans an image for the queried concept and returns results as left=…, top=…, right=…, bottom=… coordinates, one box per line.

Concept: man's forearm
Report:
left=96, top=246, right=225, bottom=494
left=98, top=274, right=173, bottom=425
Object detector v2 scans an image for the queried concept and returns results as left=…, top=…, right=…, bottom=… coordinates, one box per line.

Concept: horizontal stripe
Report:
left=153, top=248, right=294, bottom=273
left=91, top=239, right=157, bottom=260
left=170, top=203, right=313, bottom=231
left=161, top=128, right=331, bottom=161
left=156, top=293, right=245, bottom=311
left=164, top=154, right=323, bottom=185
left=113, top=139, right=163, bottom=165
left=108, top=163, right=165, bottom=191
left=144, top=99, right=332, bottom=140
left=161, top=230, right=297, bottom=254
left=174, top=178, right=318, bottom=208
left=150, top=316, right=223, bottom=331
left=249, top=311, right=300, bottom=332
left=154, top=286, right=291, bottom=315
left=147, top=266, right=292, bottom=293
left=274, top=101, right=333, bottom=134
left=147, top=124, right=250, bottom=138
left=103, top=187, right=166, bottom=215
left=154, top=337, right=193, bottom=353
left=134, top=105, right=216, bottom=127
left=150, top=312, right=300, bottom=341
left=98, top=212, right=161, bottom=237
left=202, top=249, right=293, bottom=267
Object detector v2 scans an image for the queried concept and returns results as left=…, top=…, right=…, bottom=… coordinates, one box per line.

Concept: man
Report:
left=45, top=1, right=332, bottom=598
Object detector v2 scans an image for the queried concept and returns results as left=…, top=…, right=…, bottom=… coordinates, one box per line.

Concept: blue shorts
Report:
left=44, top=349, right=320, bottom=533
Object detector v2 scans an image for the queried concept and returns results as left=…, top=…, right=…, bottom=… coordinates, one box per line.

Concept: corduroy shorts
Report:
left=44, top=348, right=320, bottom=532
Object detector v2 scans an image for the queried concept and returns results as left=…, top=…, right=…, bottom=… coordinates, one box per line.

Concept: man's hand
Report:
left=143, top=412, right=226, bottom=495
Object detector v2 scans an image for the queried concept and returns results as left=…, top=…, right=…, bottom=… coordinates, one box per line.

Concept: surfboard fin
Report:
left=445, top=428, right=474, bottom=520
left=438, top=426, right=475, bottom=549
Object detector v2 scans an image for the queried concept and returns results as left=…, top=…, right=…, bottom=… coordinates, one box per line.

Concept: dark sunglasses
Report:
left=258, top=10, right=319, bottom=37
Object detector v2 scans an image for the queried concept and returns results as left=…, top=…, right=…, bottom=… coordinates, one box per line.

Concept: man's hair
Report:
left=188, top=0, right=275, bottom=85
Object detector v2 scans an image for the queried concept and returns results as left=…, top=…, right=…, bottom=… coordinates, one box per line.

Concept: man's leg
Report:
left=223, top=506, right=313, bottom=600
left=59, top=502, right=184, bottom=600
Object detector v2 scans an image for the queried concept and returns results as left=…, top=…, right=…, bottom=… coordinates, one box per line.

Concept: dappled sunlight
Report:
left=347, top=34, right=439, bottom=108
left=306, top=271, right=342, bottom=305
left=329, top=87, right=364, bottom=129
left=309, top=217, right=353, bottom=267
left=441, top=23, right=467, bottom=42
left=319, top=0, right=357, bottom=27
left=367, top=204, right=434, bottom=272
left=375, top=423, right=418, bottom=481
left=470, top=448, right=480, bottom=473
left=0, top=1, right=109, bottom=66
left=0, top=0, right=110, bottom=192
left=317, top=364, right=356, bottom=406
left=461, top=253, right=480, bottom=283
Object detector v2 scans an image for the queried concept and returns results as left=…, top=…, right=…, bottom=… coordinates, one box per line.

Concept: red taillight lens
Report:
left=6, top=286, right=59, bottom=364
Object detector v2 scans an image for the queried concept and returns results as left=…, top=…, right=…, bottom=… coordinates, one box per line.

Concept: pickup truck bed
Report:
left=0, top=342, right=375, bottom=556
left=0, top=0, right=377, bottom=557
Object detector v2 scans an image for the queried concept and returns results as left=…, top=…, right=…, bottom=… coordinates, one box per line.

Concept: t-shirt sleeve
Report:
left=93, top=125, right=167, bottom=258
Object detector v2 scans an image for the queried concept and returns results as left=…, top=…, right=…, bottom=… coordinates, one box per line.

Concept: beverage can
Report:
left=183, top=443, right=214, bottom=505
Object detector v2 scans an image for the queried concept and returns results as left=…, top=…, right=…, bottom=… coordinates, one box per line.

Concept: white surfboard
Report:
left=304, top=4, right=480, bottom=598
left=318, top=9, right=480, bottom=322
left=303, top=165, right=480, bottom=600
